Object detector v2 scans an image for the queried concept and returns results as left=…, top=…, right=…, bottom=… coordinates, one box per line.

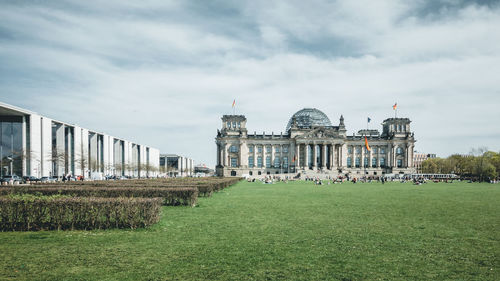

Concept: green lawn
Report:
left=1, top=181, right=499, bottom=280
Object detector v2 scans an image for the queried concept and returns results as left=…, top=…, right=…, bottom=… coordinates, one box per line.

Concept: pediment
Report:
left=295, top=127, right=339, bottom=139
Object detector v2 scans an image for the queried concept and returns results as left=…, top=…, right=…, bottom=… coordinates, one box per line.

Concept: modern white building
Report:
left=159, top=154, right=194, bottom=177
left=0, top=102, right=160, bottom=178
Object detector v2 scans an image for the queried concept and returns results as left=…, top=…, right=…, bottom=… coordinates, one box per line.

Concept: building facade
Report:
left=215, top=108, right=416, bottom=177
left=159, top=154, right=194, bottom=177
left=0, top=102, right=160, bottom=178
left=413, top=153, right=437, bottom=173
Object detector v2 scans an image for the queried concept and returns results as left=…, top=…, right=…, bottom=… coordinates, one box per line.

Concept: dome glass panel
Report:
left=286, top=108, right=332, bottom=131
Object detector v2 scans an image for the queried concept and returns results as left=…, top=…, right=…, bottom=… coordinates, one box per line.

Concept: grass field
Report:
left=1, top=180, right=499, bottom=280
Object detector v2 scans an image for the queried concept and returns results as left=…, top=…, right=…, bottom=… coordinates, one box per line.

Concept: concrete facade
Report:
left=216, top=108, right=416, bottom=178
left=0, top=102, right=159, bottom=178
left=159, top=154, right=194, bottom=177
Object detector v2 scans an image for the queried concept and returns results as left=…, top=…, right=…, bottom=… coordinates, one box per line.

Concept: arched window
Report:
left=230, top=145, right=238, bottom=153
left=396, top=147, right=403, bottom=155
left=364, top=157, right=369, bottom=168
left=380, top=158, right=386, bottom=167
left=355, top=157, right=360, bottom=168
left=347, top=157, right=352, bottom=168
left=372, top=157, right=377, bottom=168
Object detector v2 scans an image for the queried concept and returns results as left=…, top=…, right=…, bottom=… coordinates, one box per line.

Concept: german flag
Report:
left=392, top=103, right=397, bottom=110
left=232, top=99, right=236, bottom=108
left=365, top=136, right=371, bottom=151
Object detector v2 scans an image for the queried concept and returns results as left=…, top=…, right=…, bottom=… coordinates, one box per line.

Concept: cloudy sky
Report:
left=1, top=0, right=499, bottom=166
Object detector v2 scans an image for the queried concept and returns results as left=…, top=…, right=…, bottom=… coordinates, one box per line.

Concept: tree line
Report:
left=421, top=148, right=500, bottom=181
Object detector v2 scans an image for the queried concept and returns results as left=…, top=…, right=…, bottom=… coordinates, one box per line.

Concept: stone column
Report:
left=295, top=143, right=300, bottom=169
left=304, top=144, right=309, bottom=169
left=271, top=144, right=275, bottom=169
left=311, top=143, right=316, bottom=169
left=321, top=144, right=326, bottom=169
left=222, top=143, right=227, bottom=166
left=238, top=143, right=242, bottom=168
left=360, top=145, right=364, bottom=169
left=328, top=143, right=333, bottom=170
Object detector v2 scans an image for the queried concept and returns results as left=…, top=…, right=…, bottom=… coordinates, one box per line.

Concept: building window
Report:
left=380, top=157, right=386, bottom=167
left=266, top=146, right=271, bottom=153
left=231, top=157, right=237, bottom=167
left=226, top=122, right=231, bottom=128
left=373, top=147, right=378, bottom=154
left=274, top=157, right=280, bottom=168
left=275, top=146, right=280, bottom=153
left=249, top=146, right=254, bottom=153
left=396, top=147, right=403, bottom=155
left=381, top=148, right=385, bottom=154
left=372, top=157, right=377, bottom=168
left=364, top=157, right=369, bottom=168
left=232, top=122, right=236, bottom=128
left=364, top=147, right=369, bottom=153
left=248, top=156, right=254, bottom=168
left=398, top=124, right=402, bottom=131
left=230, top=145, right=238, bottom=153
left=283, top=146, right=288, bottom=153
left=355, top=157, right=360, bottom=168
left=348, top=147, right=352, bottom=154
left=257, top=156, right=263, bottom=168
left=356, top=147, right=361, bottom=154
left=397, top=159, right=403, bottom=168
left=266, top=156, right=271, bottom=168
left=258, top=146, right=263, bottom=153
left=347, top=157, right=352, bottom=168
left=283, top=157, right=288, bottom=168
left=238, top=122, right=241, bottom=128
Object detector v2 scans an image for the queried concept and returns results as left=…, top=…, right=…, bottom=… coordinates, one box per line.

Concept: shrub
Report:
left=0, top=195, right=162, bottom=231
left=1, top=187, right=198, bottom=207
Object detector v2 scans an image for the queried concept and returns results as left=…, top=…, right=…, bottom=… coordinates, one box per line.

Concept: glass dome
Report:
left=286, top=108, right=333, bottom=131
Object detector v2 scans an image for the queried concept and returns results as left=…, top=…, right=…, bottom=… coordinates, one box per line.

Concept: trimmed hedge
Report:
left=1, top=187, right=198, bottom=207
left=0, top=195, right=162, bottom=231
left=31, top=177, right=242, bottom=197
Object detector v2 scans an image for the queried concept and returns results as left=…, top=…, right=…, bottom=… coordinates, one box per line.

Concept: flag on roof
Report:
left=393, top=103, right=397, bottom=110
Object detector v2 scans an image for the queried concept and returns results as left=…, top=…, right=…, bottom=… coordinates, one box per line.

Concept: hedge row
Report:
left=0, top=187, right=198, bottom=206
left=0, top=195, right=162, bottom=231
left=30, top=178, right=242, bottom=197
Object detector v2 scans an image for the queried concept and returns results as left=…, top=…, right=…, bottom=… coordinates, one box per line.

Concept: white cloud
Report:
left=1, top=0, right=499, bottom=166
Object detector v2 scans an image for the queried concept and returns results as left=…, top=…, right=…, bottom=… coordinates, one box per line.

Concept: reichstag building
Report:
left=216, top=108, right=416, bottom=177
